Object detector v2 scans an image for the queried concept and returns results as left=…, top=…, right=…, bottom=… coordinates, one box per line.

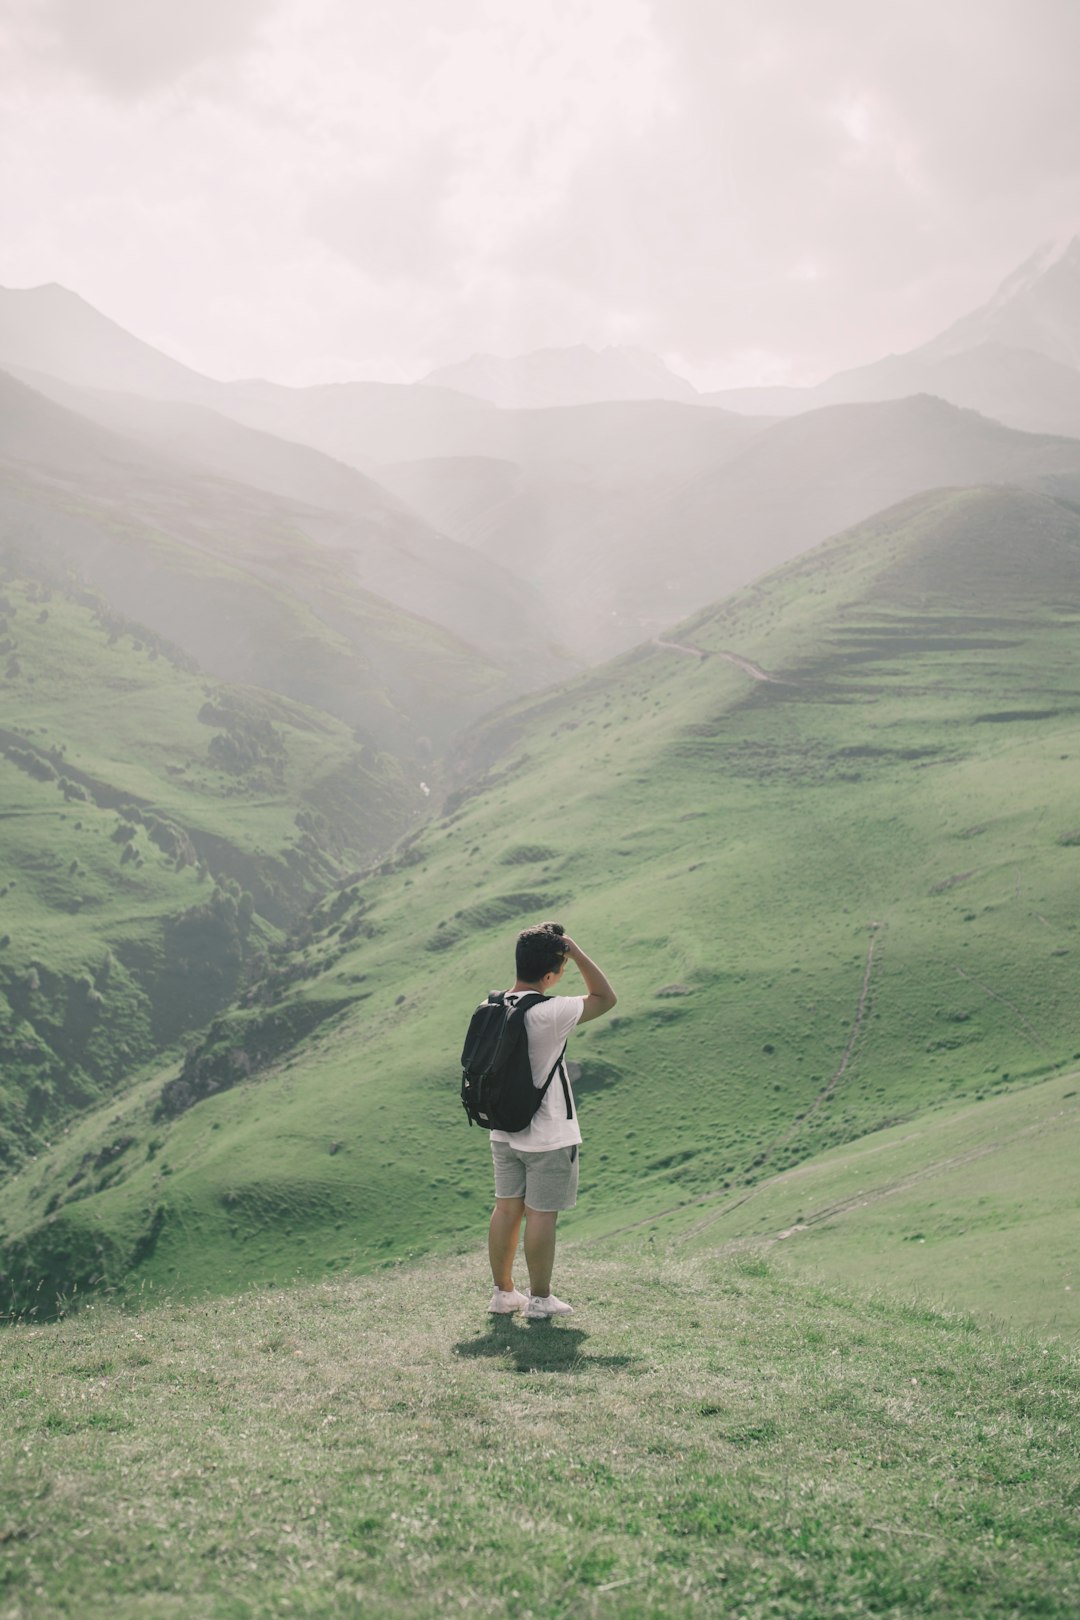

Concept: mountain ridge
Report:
left=706, top=238, right=1080, bottom=434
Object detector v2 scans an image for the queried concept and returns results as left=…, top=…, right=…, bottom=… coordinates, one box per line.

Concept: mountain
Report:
left=7, top=483, right=1080, bottom=1318
left=0, top=367, right=576, bottom=744
left=0, top=283, right=219, bottom=403
left=3, top=366, right=571, bottom=682
left=441, top=393, right=1080, bottom=654
left=198, top=390, right=1080, bottom=660
left=919, top=236, right=1080, bottom=369
left=812, top=341, right=1080, bottom=439
left=708, top=239, right=1080, bottom=439
left=717, top=338, right=1080, bottom=441
left=213, top=377, right=764, bottom=478
left=420, top=344, right=700, bottom=407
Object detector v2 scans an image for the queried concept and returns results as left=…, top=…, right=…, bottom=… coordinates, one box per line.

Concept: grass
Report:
left=600, top=1068, right=1080, bottom=1339
left=2, top=1247, right=1078, bottom=1619
left=7, top=485, right=1080, bottom=1327
left=1, top=432, right=509, bottom=757
left=0, top=572, right=420, bottom=1161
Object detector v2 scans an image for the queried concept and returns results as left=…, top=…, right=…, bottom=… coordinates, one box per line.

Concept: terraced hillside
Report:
left=5, top=484, right=1080, bottom=1321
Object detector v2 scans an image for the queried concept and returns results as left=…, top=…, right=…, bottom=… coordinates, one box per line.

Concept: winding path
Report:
left=596, top=923, right=886, bottom=1245
left=651, top=638, right=779, bottom=682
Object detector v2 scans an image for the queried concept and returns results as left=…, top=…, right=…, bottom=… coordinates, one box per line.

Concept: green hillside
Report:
left=9, top=366, right=575, bottom=685
left=3, top=1251, right=1077, bottom=1619
left=0, top=367, right=542, bottom=760
left=6, top=484, right=1080, bottom=1322
left=377, top=393, right=1080, bottom=657
left=602, top=1068, right=1080, bottom=1338
left=0, top=570, right=418, bottom=1166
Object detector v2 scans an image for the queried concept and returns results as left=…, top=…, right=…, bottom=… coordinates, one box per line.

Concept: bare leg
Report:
left=489, top=1197, right=525, bottom=1291
left=523, top=1206, right=558, bottom=1297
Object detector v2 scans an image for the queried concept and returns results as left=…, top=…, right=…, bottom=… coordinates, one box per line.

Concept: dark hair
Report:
left=516, top=920, right=568, bottom=982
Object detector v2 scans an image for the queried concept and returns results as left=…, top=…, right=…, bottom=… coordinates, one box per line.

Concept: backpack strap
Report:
left=508, top=993, right=572, bottom=1119
left=533, top=1042, right=572, bottom=1118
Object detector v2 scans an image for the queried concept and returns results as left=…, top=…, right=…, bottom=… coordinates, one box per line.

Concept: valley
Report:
left=4, top=480, right=1080, bottom=1341
left=7, top=20, right=1080, bottom=1614
left=3, top=257, right=1080, bottom=1345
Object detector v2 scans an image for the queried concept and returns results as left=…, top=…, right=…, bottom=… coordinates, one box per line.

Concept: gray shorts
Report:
left=491, top=1141, right=580, bottom=1211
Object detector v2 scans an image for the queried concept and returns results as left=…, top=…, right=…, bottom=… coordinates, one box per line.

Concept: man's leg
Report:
left=489, top=1196, right=525, bottom=1291
left=523, top=1206, right=558, bottom=1298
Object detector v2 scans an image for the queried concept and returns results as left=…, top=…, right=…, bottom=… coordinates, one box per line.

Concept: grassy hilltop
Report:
left=1, top=1252, right=1078, bottom=1619
left=4, top=484, right=1080, bottom=1328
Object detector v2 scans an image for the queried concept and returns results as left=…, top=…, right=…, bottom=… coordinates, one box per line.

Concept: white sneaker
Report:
left=523, top=1292, right=573, bottom=1319
left=488, top=1287, right=528, bottom=1314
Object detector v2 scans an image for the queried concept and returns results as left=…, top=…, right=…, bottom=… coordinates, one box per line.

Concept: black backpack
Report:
left=460, top=991, right=571, bottom=1131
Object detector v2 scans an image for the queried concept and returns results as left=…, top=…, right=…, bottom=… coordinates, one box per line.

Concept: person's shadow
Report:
left=453, top=1314, right=637, bottom=1375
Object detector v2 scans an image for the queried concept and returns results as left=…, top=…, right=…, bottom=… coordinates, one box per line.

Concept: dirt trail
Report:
left=650, top=639, right=779, bottom=682
left=651, top=636, right=708, bottom=660
left=747, top=924, right=884, bottom=1181
left=599, top=1079, right=1078, bottom=1251
left=596, top=924, right=885, bottom=1245
left=715, top=649, right=778, bottom=683
left=767, top=1095, right=1079, bottom=1246
left=952, top=965, right=1050, bottom=1054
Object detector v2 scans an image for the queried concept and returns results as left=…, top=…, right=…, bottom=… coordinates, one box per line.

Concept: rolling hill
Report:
left=451, top=393, right=1080, bottom=653
left=0, top=366, right=569, bottom=755
left=3, top=365, right=571, bottom=685
left=5, top=482, right=1080, bottom=1333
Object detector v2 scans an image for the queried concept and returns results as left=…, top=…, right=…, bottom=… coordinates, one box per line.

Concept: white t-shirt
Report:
left=489, top=992, right=586, bottom=1152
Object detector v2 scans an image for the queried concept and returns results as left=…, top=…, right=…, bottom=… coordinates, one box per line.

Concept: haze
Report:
left=3, top=0, right=1079, bottom=389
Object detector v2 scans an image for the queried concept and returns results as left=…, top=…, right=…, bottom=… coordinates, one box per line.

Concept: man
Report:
left=486, top=921, right=617, bottom=1319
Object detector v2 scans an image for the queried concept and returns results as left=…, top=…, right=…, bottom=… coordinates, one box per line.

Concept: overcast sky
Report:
left=2, top=0, right=1078, bottom=389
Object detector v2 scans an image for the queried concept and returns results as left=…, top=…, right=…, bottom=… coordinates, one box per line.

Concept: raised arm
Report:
left=564, top=938, right=617, bottom=1024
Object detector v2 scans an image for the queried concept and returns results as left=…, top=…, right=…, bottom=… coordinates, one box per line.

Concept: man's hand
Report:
left=564, top=938, right=617, bottom=1024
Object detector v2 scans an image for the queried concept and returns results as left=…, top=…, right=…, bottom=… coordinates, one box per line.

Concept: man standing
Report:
left=486, top=921, right=617, bottom=1319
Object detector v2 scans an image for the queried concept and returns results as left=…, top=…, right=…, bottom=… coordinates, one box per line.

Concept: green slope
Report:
left=6, top=484, right=1080, bottom=1321
left=8, top=365, right=577, bottom=684
left=0, top=366, right=522, bottom=761
left=0, top=570, right=418, bottom=1166
left=3, top=1252, right=1078, bottom=1619
left=599, top=1068, right=1080, bottom=1338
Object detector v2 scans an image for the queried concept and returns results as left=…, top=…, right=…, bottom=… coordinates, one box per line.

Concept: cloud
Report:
left=5, top=0, right=278, bottom=98
left=305, top=143, right=460, bottom=286
left=475, top=0, right=1080, bottom=381
left=0, top=0, right=1078, bottom=386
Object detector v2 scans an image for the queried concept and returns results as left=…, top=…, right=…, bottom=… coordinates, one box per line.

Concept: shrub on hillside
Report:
left=3, top=745, right=55, bottom=782
left=156, top=999, right=351, bottom=1119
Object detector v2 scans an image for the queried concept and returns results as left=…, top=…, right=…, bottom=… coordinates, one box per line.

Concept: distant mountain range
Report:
left=706, top=237, right=1080, bottom=437
left=4, top=236, right=1079, bottom=416
left=4, top=239, right=1080, bottom=665
left=413, top=238, right=1080, bottom=436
